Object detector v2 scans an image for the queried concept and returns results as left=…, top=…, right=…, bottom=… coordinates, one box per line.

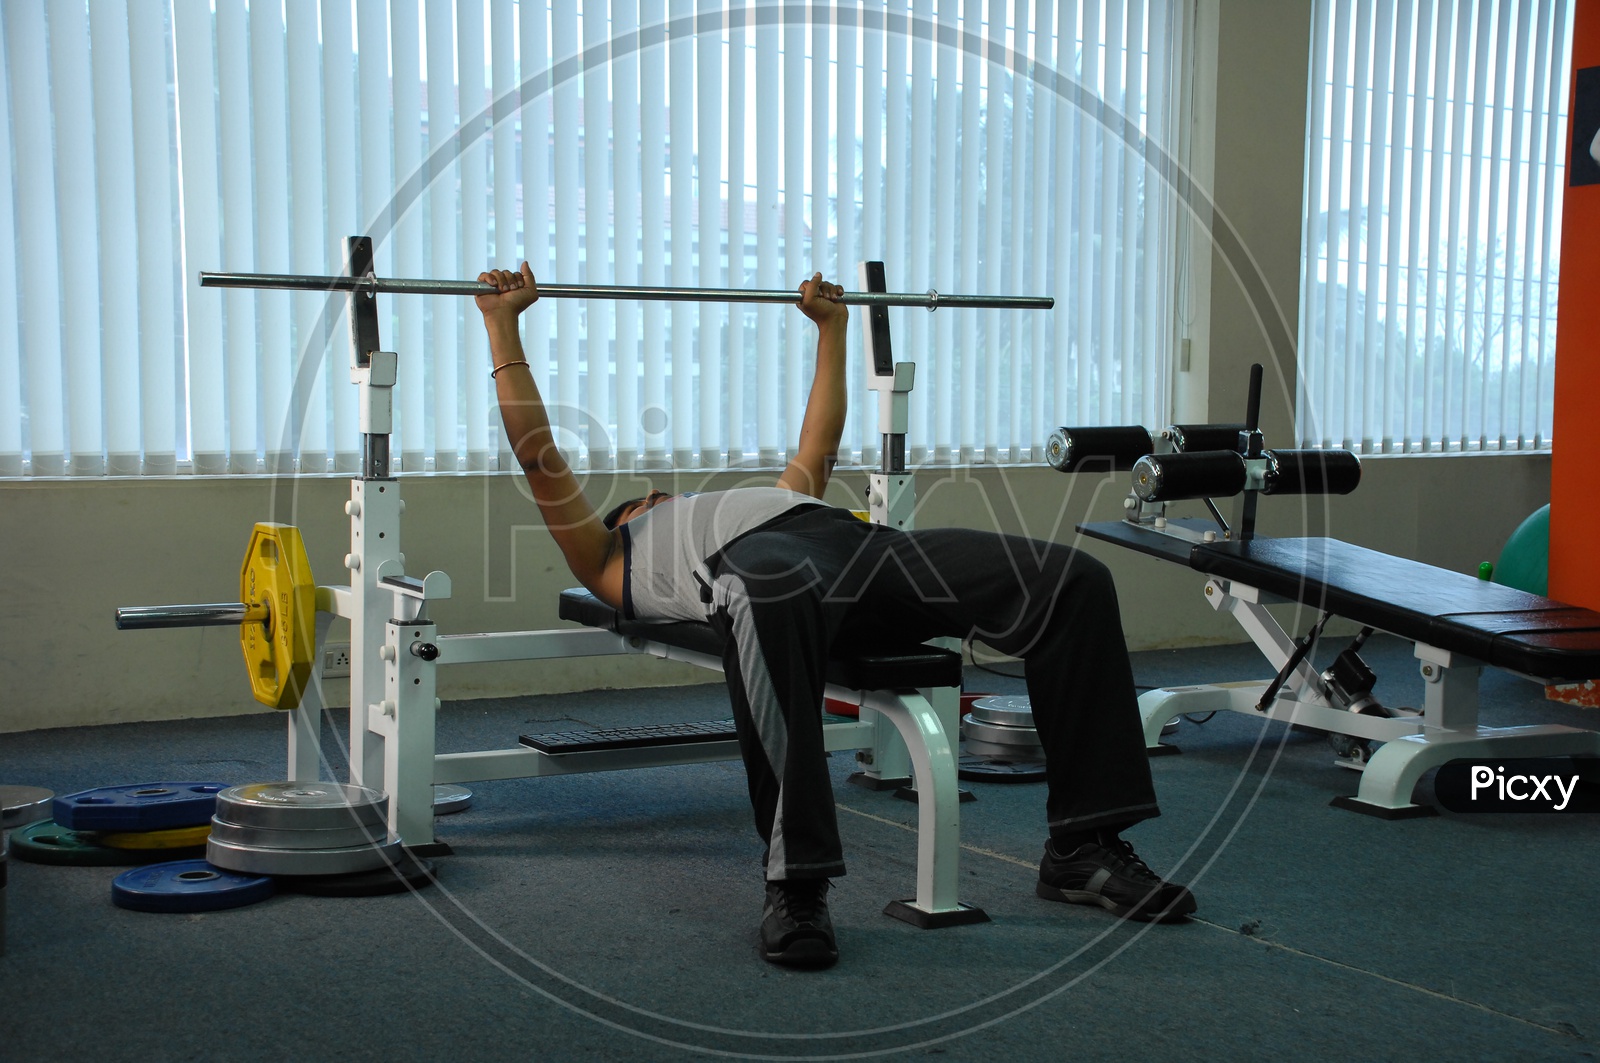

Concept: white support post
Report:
left=375, top=615, right=441, bottom=847
left=859, top=263, right=920, bottom=786
left=863, top=687, right=987, bottom=927
left=1415, top=644, right=1482, bottom=730
left=345, top=478, right=403, bottom=796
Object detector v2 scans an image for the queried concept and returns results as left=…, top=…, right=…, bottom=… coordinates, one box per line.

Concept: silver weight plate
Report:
left=215, top=782, right=387, bottom=832
left=1, top=785, right=54, bottom=829
left=208, top=815, right=390, bottom=851
left=961, top=736, right=1042, bottom=759
left=206, top=832, right=403, bottom=877
left=433, top=783, right=473, bottom=816
left=967, top=695, right=1036, bottom=728
left=960, top=715, right=1043, bottom=749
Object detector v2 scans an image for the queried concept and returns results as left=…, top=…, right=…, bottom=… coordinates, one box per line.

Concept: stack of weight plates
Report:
left=958, top=695, right=1048, bottom=783
left=206, top=782, right=402, bottom=877
left=13, top=782, right=224, bottom=867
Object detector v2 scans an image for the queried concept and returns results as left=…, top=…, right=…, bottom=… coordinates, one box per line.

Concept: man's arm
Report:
left=775, top=273, right=849, bottom=498
left=479, top=263, right=624, bottom=605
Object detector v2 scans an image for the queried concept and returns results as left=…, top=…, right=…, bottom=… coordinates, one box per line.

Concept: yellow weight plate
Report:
left=239, top=522, right=317, bottom=710
left=99, top=823, right=214, bottom=850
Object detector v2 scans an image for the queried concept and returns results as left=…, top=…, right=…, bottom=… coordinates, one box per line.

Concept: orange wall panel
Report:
left=1553, top=0, right=1600, bottom=610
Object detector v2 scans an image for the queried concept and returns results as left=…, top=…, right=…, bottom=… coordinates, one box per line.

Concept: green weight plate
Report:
left=9, top=819, right=204, bottom=867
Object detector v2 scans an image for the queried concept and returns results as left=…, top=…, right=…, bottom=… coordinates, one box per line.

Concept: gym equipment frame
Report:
left=1053, top=366, right=1600, bottom=818
left=121, top=237, right=1051, bottom=927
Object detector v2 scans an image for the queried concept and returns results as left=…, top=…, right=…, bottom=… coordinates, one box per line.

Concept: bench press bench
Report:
left=1082, top=518, right=1600, bottom=817
left=541, top=588, right=986, bottom=927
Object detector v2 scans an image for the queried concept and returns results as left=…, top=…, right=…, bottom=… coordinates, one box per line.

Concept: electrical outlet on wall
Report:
left=323, top=642, right=352, bottom=678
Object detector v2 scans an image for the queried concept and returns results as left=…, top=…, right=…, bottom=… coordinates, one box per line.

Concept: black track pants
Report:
left=706, top=508, right=1158, bottom=881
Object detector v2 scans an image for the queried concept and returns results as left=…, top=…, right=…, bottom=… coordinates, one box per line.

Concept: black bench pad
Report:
left=1078, top=522, right=1600, bottom=683
left=558, top=589, right=964, bottom=690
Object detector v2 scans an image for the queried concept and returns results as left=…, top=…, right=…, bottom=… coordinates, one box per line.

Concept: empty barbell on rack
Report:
left=198, top=270, right=1054, bottom=311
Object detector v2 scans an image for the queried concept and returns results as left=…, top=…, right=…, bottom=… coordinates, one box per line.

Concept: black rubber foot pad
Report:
left=883, top=899, right=990, bottom=929
left=846, top=773, right=913, bottom=791
left=893, top=785, right=975, bottom=804
left=1329, top=795, right=1438, bottom=819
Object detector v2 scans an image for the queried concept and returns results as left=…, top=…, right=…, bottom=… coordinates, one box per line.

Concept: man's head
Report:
left=602, top=490, right=673, bottom=529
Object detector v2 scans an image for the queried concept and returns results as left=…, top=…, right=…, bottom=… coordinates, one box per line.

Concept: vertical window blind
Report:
left=1, top=0, right=1184, bottom=478
left=1298, top=0, right=1572, bottom=454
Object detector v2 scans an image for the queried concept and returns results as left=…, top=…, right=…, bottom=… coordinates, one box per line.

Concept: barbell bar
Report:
left=199, top=270, right=1054, bottom=311
left=116, top=602, right=265, bottom=630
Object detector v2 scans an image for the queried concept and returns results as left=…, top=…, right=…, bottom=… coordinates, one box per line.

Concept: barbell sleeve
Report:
left=198, top=271, right=1053, bottom=311
left=115, top=602, right=268, bottom=631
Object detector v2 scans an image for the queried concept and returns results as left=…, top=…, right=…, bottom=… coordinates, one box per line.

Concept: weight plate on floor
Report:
left=214, top=782, right=387, bottom=832
left=208, top=816, right=389, bottom=851
left=206, top=833, right=402, bottom=877
left=960, top=715, right=1042, bottom=749
left=276, top=848, right=440, bottom=898
left=957, top=749, right=1048, bottom=784
left=112, top=859, right=275, bottom=914
left=52, top=782, right=229, bottom=832
left=98, top=823, right=214, bottom=851
left=966, top=695, right=1036, bottom=728
left=961, top=736, right=1028, bottom=759
left=432, top=783, right=473, bottom=816
left=9, top=819, right=202, bottom=867
left=1, top=785, right=54, bottom=829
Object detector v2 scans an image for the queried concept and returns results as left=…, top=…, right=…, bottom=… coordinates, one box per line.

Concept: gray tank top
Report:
left=621, top=487, right=826, bottom=620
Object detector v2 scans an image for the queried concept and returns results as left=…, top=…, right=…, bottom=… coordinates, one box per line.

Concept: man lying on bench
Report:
left=476, top=262, right=1194, bottom=969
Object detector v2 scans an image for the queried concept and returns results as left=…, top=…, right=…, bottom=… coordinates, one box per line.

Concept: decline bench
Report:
left=1081, top=519, right=1600, bottom=817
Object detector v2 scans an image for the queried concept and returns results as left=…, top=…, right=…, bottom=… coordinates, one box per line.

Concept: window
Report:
left=1298, top=0, right=1572, bottom=454
left=2, top=0, right=1187, bottom=477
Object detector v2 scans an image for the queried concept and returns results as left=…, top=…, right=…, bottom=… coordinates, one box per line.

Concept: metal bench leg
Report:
left=1336, top=726, right=1600, bottom=818
left=863, top=688, right=989, bottom=928
left=371, top=617, right=447, bottom=853
left=1333, top=646, right=1600, bottom=816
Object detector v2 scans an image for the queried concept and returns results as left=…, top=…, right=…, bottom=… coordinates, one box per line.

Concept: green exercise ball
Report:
left=1491, top=504, right=1550, bottom=596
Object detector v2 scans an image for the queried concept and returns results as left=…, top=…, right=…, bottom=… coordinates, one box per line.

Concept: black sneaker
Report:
left=1036, top=837, right=1196, bottom=923
left=759, top=879, right=839, bottom=968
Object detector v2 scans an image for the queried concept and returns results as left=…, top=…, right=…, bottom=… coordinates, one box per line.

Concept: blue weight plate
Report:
left=53, top=782, right=230, bottom=832
left=111, top=859, right=275, bottom=914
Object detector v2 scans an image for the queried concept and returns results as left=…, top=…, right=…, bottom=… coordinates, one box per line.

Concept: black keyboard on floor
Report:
left=519, top=719, right=739, bottom=754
